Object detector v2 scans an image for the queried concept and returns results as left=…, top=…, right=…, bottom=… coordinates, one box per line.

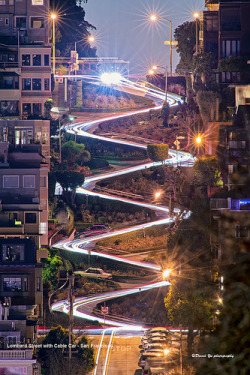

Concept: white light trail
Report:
left=52, top=77, right=194, bottom=330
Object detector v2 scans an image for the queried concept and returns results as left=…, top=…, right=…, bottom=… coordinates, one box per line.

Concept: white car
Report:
left=76, top=268, right=112, bottom=280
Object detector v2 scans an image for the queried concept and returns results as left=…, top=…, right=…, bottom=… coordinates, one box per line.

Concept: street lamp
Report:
left=51, top=13, right=56, bottom=75
left=155, top=191, right=161, bottom=200
left=162, top=269, right=171, bottom=279
left=195, top=135, right=202, bottom=156
left=75, top=35, right=95, bottom=52
left=193, top=12, right=200, bottom=55
left=150, top=14, right=173, bottom=76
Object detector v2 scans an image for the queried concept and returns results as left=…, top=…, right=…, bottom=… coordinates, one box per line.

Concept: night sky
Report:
left=84, top=0, right=205, bottom=75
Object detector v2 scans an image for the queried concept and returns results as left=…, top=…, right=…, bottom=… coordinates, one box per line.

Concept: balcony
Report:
left=0, top=349, right=33, bottom=359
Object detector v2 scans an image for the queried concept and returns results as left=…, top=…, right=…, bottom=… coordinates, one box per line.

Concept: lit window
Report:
left=22, top=54, right=30, bottom=66
left=33, top=103, right=42, bottom=115
left=32, top=0, right=44, bottom=4
left=3, top=277, right=22, bottom=292
left=32, top=79, right=41, bottom=90
left=23, top=175, right=35, bottom=188
left=31, top=17, right=44, bottom=28
left=3, top=175, right=19, bottom=188
left=33, top=54, right=41, bottom=66
left=22, top=78, right=31, bottom=90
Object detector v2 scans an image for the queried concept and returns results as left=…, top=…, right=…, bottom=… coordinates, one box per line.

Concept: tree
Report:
left=174, top=21, right=196, bottom=70
left=147, top=144, right=169, bottom=164
left=193, top=156, right=223, bottom=195
left=161, top=100, right=170, bottom=127
left=50, top=0, right=96, bottom=57
left=61, top=141, right=91, bottom=171
left=169, top=99, right=200, bottom=149
left=196, top=90, right=221, bottom=124
left=43, top=249, right=63, bottom=290
left=192, top=52, right=215, bottom=83
left=165, top=284, right=214, bottom=356
left=197, top=253, right=250, bottom=374
left=163, top=165, right=186, bottom=202
left=38, top=326, right=95, bottom=375
left=56, top=171, right=85, bottom=205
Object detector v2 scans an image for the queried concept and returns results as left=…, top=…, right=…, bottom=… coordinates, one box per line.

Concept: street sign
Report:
left=101, top=306, right=109, bottom=315
left=164, top=41, right=178, bottom=46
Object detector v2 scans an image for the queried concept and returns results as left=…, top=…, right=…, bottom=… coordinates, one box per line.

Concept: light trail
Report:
left=52, top=78, right=195, bottom=332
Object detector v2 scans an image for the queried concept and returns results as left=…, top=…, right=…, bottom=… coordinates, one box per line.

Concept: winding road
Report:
left=51, top=78, right=195, bottom=374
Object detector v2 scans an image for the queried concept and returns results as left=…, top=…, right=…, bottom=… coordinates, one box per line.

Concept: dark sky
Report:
left=84, top=0, right=205, bottom=75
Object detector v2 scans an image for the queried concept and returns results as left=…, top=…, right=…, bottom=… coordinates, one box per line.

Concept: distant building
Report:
left=0, top=142, right=49, bottom=257
left=202, top=0, right=250, bottom=85
left=0, top=0, right=52, bottom=118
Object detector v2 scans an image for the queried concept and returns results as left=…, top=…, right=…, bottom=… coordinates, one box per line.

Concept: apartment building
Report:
left=0, top=142, right=49, bottom=258
left=0, top=0, right=52, bottom=118
left=202, top=0, right=250, bottom=85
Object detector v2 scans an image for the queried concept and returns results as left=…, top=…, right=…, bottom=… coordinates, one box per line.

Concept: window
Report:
left=33, top=54, right=41, bottom=66
left=0, top=1, right=6, bottom=5
left=3, top=175, right=19, bottom=188
left=221, top=8, right=241, bottom=31
left=1, top=101, right=19, bottom=116
left=2, top=244, right=24, bottom=262
left=44, top=54, right=49, bottom=66
left=32, top=78, right=41, bottom=90
left=32, top=0, right=44, bottom=4
left=3, top=277, right=22, bottom=292
left=23, top=175, right=35, bottom=188
left=22, top=103, right=31, bottom=116
left=206, top=15, right=218, bottom=32
left=235, top=225, right=249, bottom=238
left=22, top=78, right=31, bottom=90
left=16, top=17, right=26, bottom=29
left=25, top=212, right=36, bottom=224
left=22, top=54, right=30, bottom=66
left=31, top=17, right=44, bottom=28
left=40, top=222, right=47, bottom=234
left=221, top=40, right=240, bottom=58
left=44, top=78, right=50, bottom=90
left=33, top=103, right=42, bottom=115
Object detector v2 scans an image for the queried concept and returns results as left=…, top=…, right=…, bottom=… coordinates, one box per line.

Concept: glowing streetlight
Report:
left=193, top=12, right=200, bottom=55
left=88, top=35, right=95, bottom=43
left=155, top=191, right=161, bottom=200
left=148, top=69, right=155, bottom=75
left=195, top=135, right=202, bottom=156
left=51, top=13, right=57, bottom=75
left=100, top=72, right=123, bottom=86
left=150, top=14, right=173, bottom=76
left=164, top=349, right=170, bottom=355
left=162, top=269, right=171, bottom=279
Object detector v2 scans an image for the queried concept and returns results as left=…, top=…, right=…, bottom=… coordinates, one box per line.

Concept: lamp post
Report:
left=196, top=135, right=202, bottom=156
left=150, top=14, right=173, bottom=76
left=193, top=12, right=199, bottom=55
left=51, top=13, right=56, bottom=75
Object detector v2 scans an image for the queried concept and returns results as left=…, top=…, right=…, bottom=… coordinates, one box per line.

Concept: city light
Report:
left=100, top=72, right=123, bottom=86
left=196, top=136, right=202, bottom=144
left=88, top=35, right=95, bottom=43
left=162, top=269, right=171, bottom=279
left=164, top=349, right=170, bottom=355
left=51, top=13, right=56, bottom=20
left=150, top=14, right=157, bottom=21
left=193, top=12, right=199, bottom=19
left=155, top=191, right=161, bottom=199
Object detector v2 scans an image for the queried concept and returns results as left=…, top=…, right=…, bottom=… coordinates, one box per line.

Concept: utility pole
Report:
left=68, top=274, right=75, bottom=375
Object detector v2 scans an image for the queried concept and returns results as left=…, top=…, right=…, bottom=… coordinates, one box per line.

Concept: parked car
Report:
left=83, top=224, right=111, bottom=237
left=76, top=268, right=112, bottom=280
left=138, top=353, right=162, bottom=368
